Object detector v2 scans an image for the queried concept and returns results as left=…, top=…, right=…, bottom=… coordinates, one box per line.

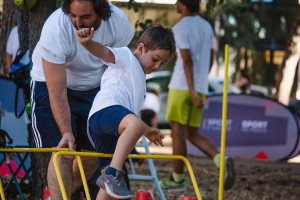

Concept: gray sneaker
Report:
left=96, top=169, right=133, bottom=199
left=224, top=157, right=235, bottom=190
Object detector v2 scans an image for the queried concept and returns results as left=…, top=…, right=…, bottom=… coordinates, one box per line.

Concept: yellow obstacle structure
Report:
left=0, top=148, right=69, bottom=200
left=53, top=151, right=203, bottom=200
left=0, top=148, right=202, bottom=200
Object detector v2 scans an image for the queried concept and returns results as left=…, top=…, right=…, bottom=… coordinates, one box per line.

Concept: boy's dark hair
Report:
left=138, top=25, right=176, bottom=56
left=62, top=0, right=111, bottom=21
left=179, top=0, right=200, bottom=13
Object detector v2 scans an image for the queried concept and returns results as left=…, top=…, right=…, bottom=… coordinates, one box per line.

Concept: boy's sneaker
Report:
left=224, top=157, right=235, bottom=190
left=96, top=169, right=132, bottom=199
left=159, top=175, right=186, bottom=191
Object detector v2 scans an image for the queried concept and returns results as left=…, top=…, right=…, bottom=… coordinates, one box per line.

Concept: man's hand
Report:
left=57, top=132, right=75, bottom=159
left=191, top=91, right=204, bottom=109
left=76, top=27, right=95, bottom=45
left=144, top=127, right=164, bottom=147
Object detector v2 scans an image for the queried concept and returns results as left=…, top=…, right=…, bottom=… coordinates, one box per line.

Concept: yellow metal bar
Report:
left=218, top=44, right=229, bottom=200
left=0, top=148, right=69, bottom=153
left=76, top=156, right=91, bottom=200
left=53, top=153, right=69, bottom=200
left=0, top=178, right=5, bottom=200
left=53, top=152, right=202, bottom=200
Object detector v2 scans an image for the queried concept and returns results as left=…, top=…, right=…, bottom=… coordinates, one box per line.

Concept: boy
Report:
left=76, top=25, right=176, bottom=199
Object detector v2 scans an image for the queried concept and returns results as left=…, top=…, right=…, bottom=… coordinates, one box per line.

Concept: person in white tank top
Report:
left=160, top=0, right=236, bottom=191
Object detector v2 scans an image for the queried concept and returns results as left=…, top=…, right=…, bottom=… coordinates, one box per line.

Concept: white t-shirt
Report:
left=31, top=4, right=134, bottom=91
left=6, top=26, right=19, bottom=61
left=88, top=47, right=146, bottom=118
left=142, top=92, right=160, bottom=113
left=168, top=15, right=214, bottom=94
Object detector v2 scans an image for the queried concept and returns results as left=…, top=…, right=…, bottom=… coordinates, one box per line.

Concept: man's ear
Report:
left=137, top=43, right=145, bottom=53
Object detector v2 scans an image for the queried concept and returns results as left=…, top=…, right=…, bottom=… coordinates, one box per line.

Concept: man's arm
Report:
left=42, top=58, right=75, bottom=151
left=180, top=49, right=203, bottom=109
left=76, top=27, right=115, bottom=63
left=6, top=54, right=12, bottom=73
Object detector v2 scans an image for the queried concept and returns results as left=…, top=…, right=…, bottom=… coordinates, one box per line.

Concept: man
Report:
left=159, top=0, right=235, bottom=191
left=30, top=0, right=134, bottom=199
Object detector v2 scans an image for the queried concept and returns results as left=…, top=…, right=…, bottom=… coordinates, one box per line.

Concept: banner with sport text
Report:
left=187, top=94, right=300, bottom=160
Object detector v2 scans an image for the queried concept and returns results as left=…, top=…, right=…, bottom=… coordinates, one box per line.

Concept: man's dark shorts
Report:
left=88, top=105, right=133, bottom=169
left=31, top=81, right=98, bottom=151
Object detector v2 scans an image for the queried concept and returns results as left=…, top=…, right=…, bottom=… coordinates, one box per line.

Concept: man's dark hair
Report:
left=62, top=0, right=111, bottom=21
left=179, top=0, right=200, bottom=13
left=138, top=25, right=176, bottom=57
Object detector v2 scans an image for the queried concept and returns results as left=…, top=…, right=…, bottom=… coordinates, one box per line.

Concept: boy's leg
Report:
left=89, top=107, right=138, bottom=199
left=110, top=114, right=144, bottom=170
left=96, top=188, right=113, bottom=200
left=94, top=112, right=162, bottom=199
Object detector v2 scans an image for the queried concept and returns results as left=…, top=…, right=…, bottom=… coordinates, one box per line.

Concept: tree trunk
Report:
left=0, top=0, right=17, bottom=76
left=16, top=0, right=57, bottom=199
left=277, top=16, right=300, bottom=105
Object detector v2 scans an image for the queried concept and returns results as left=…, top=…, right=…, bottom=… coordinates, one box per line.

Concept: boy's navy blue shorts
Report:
left=31, top=81, right=98, bottom=151
left=88, top=105, right=133, bottom=169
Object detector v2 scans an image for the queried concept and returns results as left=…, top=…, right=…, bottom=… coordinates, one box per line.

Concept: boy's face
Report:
left=69, top=0, right=100, bottom=30
left=138, top=44, right=171, bottom=74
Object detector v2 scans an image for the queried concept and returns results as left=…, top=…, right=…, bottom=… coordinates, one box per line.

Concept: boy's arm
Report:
left=76, top=27, right=115, bottom=63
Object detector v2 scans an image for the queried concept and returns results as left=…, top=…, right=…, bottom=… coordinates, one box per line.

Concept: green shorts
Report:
left=166, top=89, right=206, bottom=127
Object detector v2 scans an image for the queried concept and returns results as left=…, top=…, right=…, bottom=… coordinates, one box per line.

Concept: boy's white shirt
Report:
left=168, top=15, right=214, bottom=94
left=88, top=47, right=146, bottom=119
left=31, top=4, right=134, bottom=91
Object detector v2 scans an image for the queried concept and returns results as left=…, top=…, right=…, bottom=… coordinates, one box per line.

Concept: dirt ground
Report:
left=127, top=156, right=300, bottom=200
left=3, top=130, right=300, bottom=200
left=128, top=130, right=300, bottom=200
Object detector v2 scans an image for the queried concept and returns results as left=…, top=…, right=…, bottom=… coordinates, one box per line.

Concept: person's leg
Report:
left=71, top=151, right=99, bottom=193
left=185, top=127, right=218, bottom=159
left=31, top=81, right=74, bottom=198
left=68, top=87, right=100, bottom=196
left=89, top=106, right=136, bottom=200
left=160, top=89, right=190, bottom=189
left=47, top=153, right=73, bottom=200
left=96, top=188, right=113, bottom=200
left=187, top=93, right=235, bottom=190
left=171, top=121, right=186, bottom=174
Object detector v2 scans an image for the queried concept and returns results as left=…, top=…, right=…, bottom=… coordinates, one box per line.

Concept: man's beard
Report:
left=73, top=17, right=100, bottom=30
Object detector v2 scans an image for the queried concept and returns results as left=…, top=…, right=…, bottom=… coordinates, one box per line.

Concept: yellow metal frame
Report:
left=0, top=148, right=202, bottom=200
left=0, top=148, right=69, bottom=200
left=53, top=152, right=202, bottom=200
left=0, top=177, right=5, bottom=200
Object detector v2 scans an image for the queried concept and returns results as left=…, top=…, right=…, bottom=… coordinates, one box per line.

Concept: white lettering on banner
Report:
left=202, top=118, right=232, bottom=131
left=241, top=120, right=268, bottom=133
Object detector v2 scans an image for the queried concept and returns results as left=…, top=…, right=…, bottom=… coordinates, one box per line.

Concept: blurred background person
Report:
left=6, top=26, right=19, bottom=73
left=234, top=68, right=251, bottom=94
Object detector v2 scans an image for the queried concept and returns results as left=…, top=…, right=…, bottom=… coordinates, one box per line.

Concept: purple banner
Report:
left=200, top=102, right=288, bottom=146
left=187, top=94, right=300, bottom=160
